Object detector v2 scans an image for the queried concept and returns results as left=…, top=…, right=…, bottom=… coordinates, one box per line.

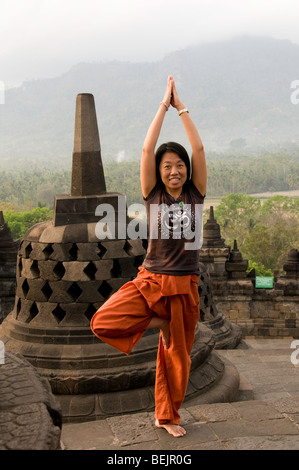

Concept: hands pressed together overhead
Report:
left=162, top=75, right=185, bottom=112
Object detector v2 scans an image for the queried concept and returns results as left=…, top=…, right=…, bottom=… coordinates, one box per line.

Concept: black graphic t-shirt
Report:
left=142, top=181, right=205, bottom=275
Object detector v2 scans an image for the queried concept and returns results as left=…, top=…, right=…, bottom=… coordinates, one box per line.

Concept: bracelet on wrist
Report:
left=178, top=108, right=189, bottom=116
left=160, top=101, right=169, bottom=111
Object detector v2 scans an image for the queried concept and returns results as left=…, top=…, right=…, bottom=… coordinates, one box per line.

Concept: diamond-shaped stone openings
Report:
left=52, top=304, right=66, bottom=323
left=67, top=282, right=83, bottom=301
left=97, top=242, right=107, bottom=258
left=53, top=261, right=66, bottom=278
left=69, top=243, right=78, bottom=260
left=25, top=242, right=33, bottom=258
left=84, top=303, right=97, bottom=322
left=17, top=240, right=143, bottom=322
left=83, top=262, right=97, bottom=280
left=98, top=280, right=113, bottom=299
left=27, top=302, right=39, bottom=323
left=21, top=278, right=29, bottom=297
left=16, top=298, right=21, bottom=316
left=42, top=243, right=54, bottom=258
left=41, top=282, right=53, bottom=301
left=30, top=259, right=40, bottom=278
left=17, top=257, right=22, bottom=277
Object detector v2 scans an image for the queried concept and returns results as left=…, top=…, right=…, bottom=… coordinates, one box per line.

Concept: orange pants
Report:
left=90, top=266, right=199, bottom=425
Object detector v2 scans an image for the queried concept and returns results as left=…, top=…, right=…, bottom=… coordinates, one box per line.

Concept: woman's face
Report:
left=159, top=152, right=187, bottom=194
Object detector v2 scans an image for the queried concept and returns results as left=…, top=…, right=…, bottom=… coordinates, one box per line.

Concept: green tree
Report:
left=213, top=193, right=261, bottom=249
left=3, top=207, right=53, bottom=239
left=214, top=193, right=299, bottom=273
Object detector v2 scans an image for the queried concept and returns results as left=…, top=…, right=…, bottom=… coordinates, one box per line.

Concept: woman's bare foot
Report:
left=146, top=317, right=170, bottom=349
left=155, top=419, right=186, bottom=437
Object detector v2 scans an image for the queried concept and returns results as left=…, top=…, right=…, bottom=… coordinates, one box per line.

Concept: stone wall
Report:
left=200, top=207, right=299, bottom=339
left=211, top=276, right=299, bottom=338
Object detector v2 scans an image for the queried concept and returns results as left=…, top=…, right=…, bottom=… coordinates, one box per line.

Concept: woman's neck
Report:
left=165, top=188, right=183, bottom=200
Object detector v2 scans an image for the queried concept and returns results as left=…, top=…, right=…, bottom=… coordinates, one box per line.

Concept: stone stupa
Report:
left=0, top=94, right=239, bottom=422
left=0, top=211, right=19, bottom=322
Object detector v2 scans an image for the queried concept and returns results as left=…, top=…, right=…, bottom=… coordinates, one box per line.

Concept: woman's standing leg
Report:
left=155, top=293, right=199, bottom=437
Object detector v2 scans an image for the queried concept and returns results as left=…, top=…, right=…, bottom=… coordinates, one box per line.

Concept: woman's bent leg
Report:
left=90, top=281, right=154, bottom=355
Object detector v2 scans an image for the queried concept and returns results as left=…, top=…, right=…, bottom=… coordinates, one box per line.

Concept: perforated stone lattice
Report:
left=14, top=237, right=146, bottom=328
left=197, top=267, right=217, bottom=321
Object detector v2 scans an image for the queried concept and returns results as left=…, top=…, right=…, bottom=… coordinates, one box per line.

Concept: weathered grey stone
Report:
left=93, top=260, right=113, bottom=280
left=71, top=93, right=106, bottom=196
left=101, top=240, right=130, bottom=259
left=0, top=351, right=61, bottom=450
left=75, top=281, right=106, bottom=303
left=44, top=280, right=80, bottom=303
left=76, top=242, right=101, bottom=260
left=62, top=261, right=91, bottom=281
left=38, top=260, right=64, bottom=281
left=106, top=412, right=157, bottom=447
left=49, top=243, right=75, bottom=261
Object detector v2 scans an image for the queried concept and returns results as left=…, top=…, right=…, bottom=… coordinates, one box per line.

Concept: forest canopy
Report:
left=0, top=152, right=298, bottom=208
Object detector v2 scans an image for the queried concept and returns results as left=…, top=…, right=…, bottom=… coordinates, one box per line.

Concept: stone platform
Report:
left=60, top=338, right=299, bottom=451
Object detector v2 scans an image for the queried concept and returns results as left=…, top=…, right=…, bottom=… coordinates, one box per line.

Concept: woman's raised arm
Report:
left=140, top=76, right=173, bottom=198
left=171, top=80, right=207, bottom=196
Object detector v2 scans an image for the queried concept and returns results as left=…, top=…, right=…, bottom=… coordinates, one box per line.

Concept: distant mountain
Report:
left=1, top=36, right=299, bottom=168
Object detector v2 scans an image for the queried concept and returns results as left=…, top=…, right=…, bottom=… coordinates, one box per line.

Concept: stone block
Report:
left=58, top=303, right=91, bottom=327
left=53, top=193, right=125, bottom=227
left=124, top=239, right=146, bottom=257
left=229, top=271, right=247, bottom=279
left=45, top=281, right=80, bottom=303
left=101, top=240, right=129, bottom=259
left=22, top=221, right=49, bottom=242
left=28, top=302, right=60, bottom=327
left=24, top=279, right=53, bottom=302
left=49, top=243, right=75, bottom=261
left=106, top=411, right=157, bottom=446
left=14, top=298, right=35, bottom=323
left=38, top=261, right=65, bottom=281
left=18, top=241, right=33, bottom=259
left=76, top=281, right=106, bottom=303
left=37, top=224, right=65, bottom=243
left=93, top=260, right=113, bottom=280
left=228, top=310, right=238, bottom=319
left=62, top=262, right=90, bottom=281
left=29, top=243, right=53, bottom=261
left=76, top=243, right=100, bottom=260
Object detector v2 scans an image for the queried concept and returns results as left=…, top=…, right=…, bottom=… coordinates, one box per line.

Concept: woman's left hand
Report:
left=171, top=78, right=184, bottom=111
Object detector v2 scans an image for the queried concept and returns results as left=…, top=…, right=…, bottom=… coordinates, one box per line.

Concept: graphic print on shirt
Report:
left=149, top=202, right=203, bottom=251
left=159, top=203, right=194, bottom=240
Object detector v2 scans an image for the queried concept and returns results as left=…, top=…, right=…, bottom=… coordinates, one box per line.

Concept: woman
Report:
left=91, top=76, right=207, bottom=437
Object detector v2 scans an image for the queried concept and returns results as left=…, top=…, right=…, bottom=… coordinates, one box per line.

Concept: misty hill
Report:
left=1, top=36, right=299, bottom=169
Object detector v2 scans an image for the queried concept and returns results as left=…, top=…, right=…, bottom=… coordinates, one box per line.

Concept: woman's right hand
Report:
left=162, top=75, right=174, bottom=108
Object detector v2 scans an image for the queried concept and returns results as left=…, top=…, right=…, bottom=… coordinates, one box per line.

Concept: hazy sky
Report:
left=1, top=0, right=299, bottom=88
